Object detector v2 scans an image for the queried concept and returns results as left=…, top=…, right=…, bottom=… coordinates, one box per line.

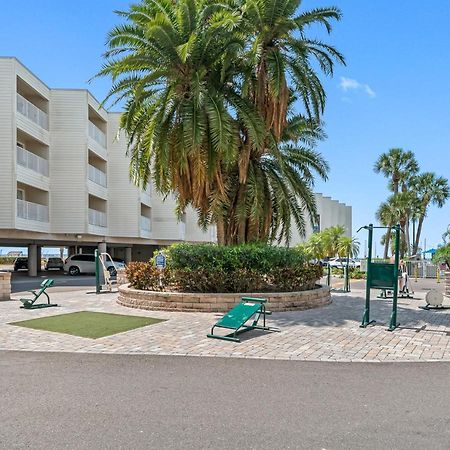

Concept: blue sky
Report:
left=1, top=0, right=449, bottom=255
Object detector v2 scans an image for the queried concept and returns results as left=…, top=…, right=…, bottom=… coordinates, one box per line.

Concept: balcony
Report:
left=88, top=164, right=107, bottom=187
left=16, top=93, right=49, bottom=130
left=88, top=208, right=107, bottom=227
left=140, top=216, right=151, bottom=232
left=17, top=199, right=49, bottom=222
left=17, top=146, right=49, bottom=177
left=88, top=121, right=106, bottom=148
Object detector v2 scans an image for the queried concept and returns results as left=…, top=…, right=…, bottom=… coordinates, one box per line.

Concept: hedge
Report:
left=125, top=243, right=323, bottom=293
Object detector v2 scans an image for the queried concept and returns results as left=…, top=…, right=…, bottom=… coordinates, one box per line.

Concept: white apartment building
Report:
left=0, top=58, right=351, bottom=275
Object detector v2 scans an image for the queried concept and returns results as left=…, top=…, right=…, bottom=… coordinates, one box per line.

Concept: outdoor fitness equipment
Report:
left=207, top=297, right=278, bottom=342
left=19, top=278, right=58, bottom=309
left=358, top=223, right=401, bottom=331
left=419, top=290, right=450, bottom=310
left=377, top=263, right=415, bottom=299
left=326, top=261, right=351, bottom=293
left=95, top=250, right=119, bottom=294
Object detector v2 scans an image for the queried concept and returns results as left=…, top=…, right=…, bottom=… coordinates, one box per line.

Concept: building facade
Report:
left=0, top=58, right=351, bottom=275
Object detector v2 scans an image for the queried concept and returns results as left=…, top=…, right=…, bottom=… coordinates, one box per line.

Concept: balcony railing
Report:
left=88, top=121, right=107, bottom=148
left=17, top=199, right=49, bottom=222
left=140, top=216, right=151, bottom=232
left=17, top=146, right=49, bottom=177
left=16, top=93, right=49, bottom=130
left=88, top=164, right=107, bottom=187
left=88, top=208, right=107, bottom=227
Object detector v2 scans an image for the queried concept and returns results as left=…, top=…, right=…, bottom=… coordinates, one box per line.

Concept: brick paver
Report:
left=1, top=287, right=450, bottom=362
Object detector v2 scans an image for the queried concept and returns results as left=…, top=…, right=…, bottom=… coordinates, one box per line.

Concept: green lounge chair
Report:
left=207, top=297, right=277, bottom=342
left=19, top=279, right=58, bottom=309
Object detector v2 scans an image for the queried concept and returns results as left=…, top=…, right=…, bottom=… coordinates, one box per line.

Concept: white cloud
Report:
left=339, top=77, right=376, bottom=98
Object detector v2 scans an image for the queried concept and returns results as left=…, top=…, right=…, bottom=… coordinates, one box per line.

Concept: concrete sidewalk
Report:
left=1, top=286, right=449, bottom=362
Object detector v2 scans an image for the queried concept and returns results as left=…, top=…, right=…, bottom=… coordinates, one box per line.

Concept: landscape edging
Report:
left=117, top=284, right=331, bottom=312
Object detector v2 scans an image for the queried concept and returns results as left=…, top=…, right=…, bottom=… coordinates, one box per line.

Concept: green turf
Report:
left=11, top=311, right=165, bottom=339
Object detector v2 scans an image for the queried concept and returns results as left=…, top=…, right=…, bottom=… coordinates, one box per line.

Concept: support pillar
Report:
left=68, top=246, right=76, bottom=257
left=36, top=246, right=42, bottom=273
left=125, top=247, right=132, bottom=264
left=28, top=244, right=37, bottom=277
left=98, top=242, right=107, bottom=255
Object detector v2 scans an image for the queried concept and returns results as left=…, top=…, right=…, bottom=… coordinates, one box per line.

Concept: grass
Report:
left=11, top=311, right=165, bottom=339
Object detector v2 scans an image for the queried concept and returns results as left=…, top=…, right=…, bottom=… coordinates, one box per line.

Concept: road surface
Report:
left=1, top=351, right=449, bottom=449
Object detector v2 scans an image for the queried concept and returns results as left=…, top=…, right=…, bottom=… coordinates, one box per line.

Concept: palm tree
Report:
left=377, top=193, right=414, bottom=258
left=376, top=201, right=398, bottom=258
left=97, top=0, right=344, bottom=245
left=374, top=148, right=419, bottom=194
left=410, top=173, right=449, bottom=254
left=224, top=0, right=344, bottom=243
left=374, top=148, right=418, bottom=255
left=337, top=236, right=360, bottom=259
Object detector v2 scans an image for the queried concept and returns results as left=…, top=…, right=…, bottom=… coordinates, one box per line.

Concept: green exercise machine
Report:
left=359, top=223, right=401, bottom=331
left=19, top=278, right=57, bottom=309
left=207, top=297, right=279, bottom=342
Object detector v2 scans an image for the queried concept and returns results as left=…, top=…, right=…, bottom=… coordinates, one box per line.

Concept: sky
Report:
left=1, top=0, right=449, bottom=255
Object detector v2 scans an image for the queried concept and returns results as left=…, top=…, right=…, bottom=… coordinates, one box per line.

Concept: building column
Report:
left=68, top=246, right=76, bottom=257
left=125, top=247, right=132, bottom=264
left=98, top=242, right=107, bottom=255
left=36, top=246, right=42, bottom=273
left=108, top=247, right=115, bottom=257
left=28, top=244, right=37, bottom=277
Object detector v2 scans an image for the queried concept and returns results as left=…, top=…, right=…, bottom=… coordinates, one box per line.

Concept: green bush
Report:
left=127, top=244, right=322, bottom=293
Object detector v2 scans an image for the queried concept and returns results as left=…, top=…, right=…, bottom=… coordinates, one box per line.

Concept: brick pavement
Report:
left=1, top=287, right=450, bottom=362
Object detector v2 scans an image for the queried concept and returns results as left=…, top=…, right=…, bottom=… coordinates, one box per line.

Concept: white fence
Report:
left=88, top=164, right=107, bottom=187
left=16, top=93, right=49, bottom=130
left=16, top=199, right=49, bottom=222
left=88, top=208, right=107, bottom=227
left=88, top=121, right=107, bottom=147
left=17, top=146, right=49, bottom=176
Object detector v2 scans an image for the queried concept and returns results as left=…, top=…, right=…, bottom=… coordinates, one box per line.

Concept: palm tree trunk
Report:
left=216, top=219, right=225, bottom=245
left=383, top=226, right=392, bottom=259
left=405, top=216, right=411, bottom=256
left=415, top=215, right=425, bottom=254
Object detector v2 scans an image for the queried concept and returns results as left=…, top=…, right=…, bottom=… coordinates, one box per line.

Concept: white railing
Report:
left=140, top=216, right=151, bottom=232
left=16, top=146, right=49, bottom=176
left=16, top=93, right=49, bottom=130
left=88, top=208, right=107, bottom=227
left=88, top=121, right=107, bottom=148
left=16, top=199, right=49, bottom=222
left=88, top=164, right=107, bottom=187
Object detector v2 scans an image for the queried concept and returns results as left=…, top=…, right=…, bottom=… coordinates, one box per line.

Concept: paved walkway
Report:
left=1, top=286, right=450, bottom=362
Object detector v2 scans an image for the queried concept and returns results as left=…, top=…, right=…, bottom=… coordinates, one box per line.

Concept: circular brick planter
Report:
left=117, top=284, right=331, bottom=313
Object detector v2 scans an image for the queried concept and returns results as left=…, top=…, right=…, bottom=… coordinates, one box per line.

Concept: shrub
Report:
left=127, top=244, right=322, bottom=293
left=125, top=262, right=162, bottom=290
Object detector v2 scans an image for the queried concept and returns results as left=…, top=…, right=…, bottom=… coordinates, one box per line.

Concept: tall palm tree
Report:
left=376, top=201, right=398, bottom=258
left=374, top=148, right=419, bottom=255
left=374, top=148, right=419, bottom=194
left=377, top=193, right=414, bottom=258
left=97, top=0, right=344, bottom=245
left=410, top=173, right=449, bottom=254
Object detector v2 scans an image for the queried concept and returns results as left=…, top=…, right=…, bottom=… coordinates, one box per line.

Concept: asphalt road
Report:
left=1, top=352, right=449, bottom=449
left=10, top=271, right=97, bottom=293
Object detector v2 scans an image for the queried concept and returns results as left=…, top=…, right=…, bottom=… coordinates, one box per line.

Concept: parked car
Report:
left=63, top=254, right=125, bottom=276
left=45, top=257, right=64, bottom=271
left=328, top=257, right=361, bottom=269
left=13, top=257, right=28, bottom=271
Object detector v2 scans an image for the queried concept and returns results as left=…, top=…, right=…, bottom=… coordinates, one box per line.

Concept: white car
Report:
left=64, top=254, right=125, bottom=276
left=328, top=257, right=361, bottom=269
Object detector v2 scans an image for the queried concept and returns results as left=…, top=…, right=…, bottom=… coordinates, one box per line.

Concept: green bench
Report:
left=19, top=279, right=58, bottom=309
left=207, top=297, right=278, bottom=342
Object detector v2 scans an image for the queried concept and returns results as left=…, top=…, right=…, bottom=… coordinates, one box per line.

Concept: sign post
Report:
left=155, top=251, right=166, bottom=290
left=388, top=224, right=401, bottom=331
left=360, top=224, right=375, bottom=327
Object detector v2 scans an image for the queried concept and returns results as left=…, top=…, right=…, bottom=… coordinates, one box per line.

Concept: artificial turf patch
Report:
left=11, top=311, right=165, bottom=339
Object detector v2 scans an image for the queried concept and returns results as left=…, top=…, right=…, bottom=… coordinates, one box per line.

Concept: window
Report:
left=17, top=189, right=25, bottom=200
